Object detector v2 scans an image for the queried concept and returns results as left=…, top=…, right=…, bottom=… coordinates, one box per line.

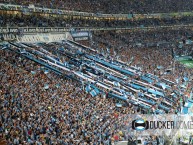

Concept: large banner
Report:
left=70, top=31, right=90, bottom=41
left=16, top=33, right=68, bottom=43
left=0, top=28, right=71, bottom=33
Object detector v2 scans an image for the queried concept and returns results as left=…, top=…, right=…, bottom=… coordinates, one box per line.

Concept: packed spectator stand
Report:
left=1, top=0, right=193, bottom=13
left=0, top=0, right=193, bottom=145
left=1, top=13, right=193, bottom=28
left=0, top=35, right=193, bottom=144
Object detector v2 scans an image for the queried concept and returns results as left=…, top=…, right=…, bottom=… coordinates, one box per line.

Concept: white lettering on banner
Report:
left=23, top=29, right=29, bottom=32
left=74, top=37, right=88, bottom=41
left=1, top=28, right=91, bottom=34
left=2, top=34, right=17, bottom=40
left=58, top=28, right=65, bottom=32
left=9, top=29, right=18, bottom=33
left=27, top=29, right=37, bottom=32
left=17, top=33, right=68, bottom=43
left=0, top=28, right=17, bottom=33
left=1, top=29, right=5, bottom=33
left=71, top=32, right=89, bottom=37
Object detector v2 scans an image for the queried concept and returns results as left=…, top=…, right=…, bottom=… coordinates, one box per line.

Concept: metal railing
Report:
left=1, top=24, right=193, bottom=34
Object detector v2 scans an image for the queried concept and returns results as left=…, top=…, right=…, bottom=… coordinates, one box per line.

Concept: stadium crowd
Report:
left=1, top=40, right=186, bottom=144
left=0, top=1, right=193, bottom=144
left=91, top=30, right=193, bottom=88
left=1, top=13, right=193, bottom=27
left=1, top=29, right=193, bottom=144
left=1, top=0, right=193, bottom=13
left=1, top=49, right=151, bottom=144
left=92, top=29, right=193, bottom=57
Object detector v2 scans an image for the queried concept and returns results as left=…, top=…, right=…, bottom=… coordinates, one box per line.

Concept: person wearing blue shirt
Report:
left=189, top=135, right=192, bottom=145
left=144, top=139, right=148, bottom=145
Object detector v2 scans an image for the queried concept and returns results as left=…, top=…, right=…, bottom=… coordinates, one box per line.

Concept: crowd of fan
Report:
left=1, top=13, right=193, bottom=28
left=91, top=29, right=193, bottom=86
left=0, top=51, right=130, bottom=144
left=2, top=0, right=193, bottom=13
left=0, top=1, right=193, bottom=145
left=1, top=28, right=193, bottom=144
left=1, top=49, right=150, bottom=144
left=92, top=29, right=193, bottom=54
left=1, top=33, right=193, bottom=144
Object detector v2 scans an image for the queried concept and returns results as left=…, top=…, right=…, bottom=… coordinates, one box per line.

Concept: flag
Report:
left=116, top=103, right=122, bottom=107
left=183, top=77, right=189, bottom=82
left=160, top=83, right=167, bottom=90
left=175, top=78, right=179, bottom=83
left=178, top=44, right=183, bottom=49
left=44, top=84, right=49, bottom=90
left=186, top=39, right=192, bottom=45
left=114, top=50, right=116, bottom=56
left=128, top=56, right=134, bottom=65
left=113, top=82, right=120, bottom=87
left=31, top=71, right=36, bottom=75
left=85, top=84, right=91, bottom=93
left=90, top=89, right=97, bottom=97
left=106, top=48, right=109, bottom=53
left=44, top=70, right=49, bottom=74
left=157, top=66, right=163, bottom=69
left=56, top=84, right=60, bottom=88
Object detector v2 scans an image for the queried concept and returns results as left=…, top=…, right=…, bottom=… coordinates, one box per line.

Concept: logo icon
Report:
left=132, top=118, right=149, bottom=131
